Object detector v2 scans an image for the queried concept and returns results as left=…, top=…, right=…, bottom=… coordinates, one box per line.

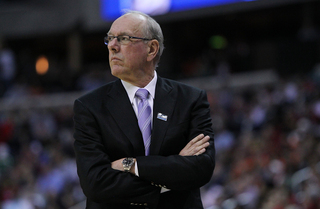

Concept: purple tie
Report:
left=135, top=89, right=152, bottom=156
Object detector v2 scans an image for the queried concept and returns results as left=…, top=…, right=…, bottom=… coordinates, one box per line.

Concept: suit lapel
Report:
left=150, top=77, right=176, bottom=155
left=105, top=80, right=145, bottom=156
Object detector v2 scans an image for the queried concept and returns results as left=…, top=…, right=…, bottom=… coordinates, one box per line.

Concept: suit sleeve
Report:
left=136, top=89, right=215, bottom=190
left=73, top=99, right=160, bottom=206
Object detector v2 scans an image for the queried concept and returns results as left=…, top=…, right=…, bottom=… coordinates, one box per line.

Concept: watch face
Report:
left=123, top=158, right=129, bottom=165
left=123, top=158, right=133, bottom=166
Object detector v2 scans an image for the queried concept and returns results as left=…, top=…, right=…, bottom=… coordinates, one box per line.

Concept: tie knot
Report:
left=135, top=89, right=149, bottom=100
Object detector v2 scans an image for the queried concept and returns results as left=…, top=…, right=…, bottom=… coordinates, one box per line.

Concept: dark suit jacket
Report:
left=73, top=76, right=215, bottom=209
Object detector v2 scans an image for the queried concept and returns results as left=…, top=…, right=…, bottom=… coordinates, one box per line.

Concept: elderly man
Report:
left=73, top=10, right=215, bottom=209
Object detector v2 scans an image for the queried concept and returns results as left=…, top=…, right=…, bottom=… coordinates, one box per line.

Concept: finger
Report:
left=194, top=148, right=206, bottom=156
left=190, top=134, right=205, bottom=145
left=192, top=134, right=205, bottom=143
left=195, top=140, right=210, bottom=155
left=193, top=141, right=210, bottom=154
left=192, top=135, right=210, bottom=149
left=185, top=134, right=204, bottom=149
left=179, top=134, right=209, bottom=156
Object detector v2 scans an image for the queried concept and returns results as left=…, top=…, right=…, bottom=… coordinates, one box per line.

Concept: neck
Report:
left=134, top=72, right=154, bottom=88
left=125, top=70, right=155, bottom=88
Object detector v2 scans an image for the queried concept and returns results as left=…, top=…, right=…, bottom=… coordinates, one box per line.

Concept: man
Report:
left=73, top=10, right=215, bottom=209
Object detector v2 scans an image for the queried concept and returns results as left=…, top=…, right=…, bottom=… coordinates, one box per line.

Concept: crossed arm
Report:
left=111, top=133, right=211, bottom=173
left=73, top=88, right=215, bottom=205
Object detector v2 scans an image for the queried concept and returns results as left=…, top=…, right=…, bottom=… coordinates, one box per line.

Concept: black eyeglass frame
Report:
left=104, top=35, right=154, bottom=45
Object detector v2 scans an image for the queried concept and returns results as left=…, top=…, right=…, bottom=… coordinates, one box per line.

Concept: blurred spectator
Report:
left=0, top=107, right=84, bottom=209
left=76, top=69, right=111, bottom=91
left=0, top=42, right=16, bottom=97
left=201, top=76, right=320, bottom=209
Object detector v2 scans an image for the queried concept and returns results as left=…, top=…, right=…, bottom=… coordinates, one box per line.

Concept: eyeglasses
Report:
left=104, top=35, right=153, bottom=46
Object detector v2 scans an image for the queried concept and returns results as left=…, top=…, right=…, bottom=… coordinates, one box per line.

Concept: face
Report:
left=107, top=14, right=150, bottom=84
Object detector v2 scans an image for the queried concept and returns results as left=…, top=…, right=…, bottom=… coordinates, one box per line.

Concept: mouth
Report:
left=111, top=57, right=121, bottom=61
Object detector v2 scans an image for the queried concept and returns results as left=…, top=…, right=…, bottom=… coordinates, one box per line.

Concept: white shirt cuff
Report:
left=134, top=160, right=139, bottom=176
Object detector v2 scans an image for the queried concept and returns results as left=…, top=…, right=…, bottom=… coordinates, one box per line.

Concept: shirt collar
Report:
left=121, top=71, right=157, bottom=104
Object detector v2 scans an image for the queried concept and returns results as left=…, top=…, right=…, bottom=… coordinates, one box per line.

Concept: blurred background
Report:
left=0, top=0, right=320, bottom=208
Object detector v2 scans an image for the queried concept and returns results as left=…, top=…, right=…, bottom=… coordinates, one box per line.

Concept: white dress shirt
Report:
left=121, top=72, right=170, bottom=193
left=121, top=71, right=157, bottom=127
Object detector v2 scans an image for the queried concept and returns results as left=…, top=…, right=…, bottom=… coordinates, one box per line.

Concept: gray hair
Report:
left=123, top=10, right=164, bottom=67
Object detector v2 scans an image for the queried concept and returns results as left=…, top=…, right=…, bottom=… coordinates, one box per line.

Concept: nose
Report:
left=107, top=38, right=120, bottom=53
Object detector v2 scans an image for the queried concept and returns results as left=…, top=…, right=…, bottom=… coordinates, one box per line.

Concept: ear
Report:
left=147, top=40, right=159, bottom=62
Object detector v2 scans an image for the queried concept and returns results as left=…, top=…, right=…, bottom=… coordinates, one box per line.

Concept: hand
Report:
left=111, top=158, right=124, bottom=171
left=111, top=158, right=136, bottom=174
left=179, top=134, right=210, bottom=156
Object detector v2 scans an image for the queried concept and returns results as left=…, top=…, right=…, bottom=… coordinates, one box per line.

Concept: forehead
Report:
left=109, top=14, right=146, bottom=36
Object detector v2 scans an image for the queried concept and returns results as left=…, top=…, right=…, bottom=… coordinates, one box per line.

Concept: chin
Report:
left=111, top=67, right=128, bottom=79
left=111, top=66, right=122, bottom=76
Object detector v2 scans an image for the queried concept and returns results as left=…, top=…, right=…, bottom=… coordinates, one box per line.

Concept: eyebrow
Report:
left=107, top=32, right=131, bottom=36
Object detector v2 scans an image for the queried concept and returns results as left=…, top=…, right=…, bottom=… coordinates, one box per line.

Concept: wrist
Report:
left=130, top=160, right=136, bottom=174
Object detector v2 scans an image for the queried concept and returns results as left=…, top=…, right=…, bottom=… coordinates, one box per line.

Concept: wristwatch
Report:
left=122, top=157, right=134, bottom=172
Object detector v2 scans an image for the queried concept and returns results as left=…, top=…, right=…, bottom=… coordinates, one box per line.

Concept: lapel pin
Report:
left=157, top=113, right=168, bottom=121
